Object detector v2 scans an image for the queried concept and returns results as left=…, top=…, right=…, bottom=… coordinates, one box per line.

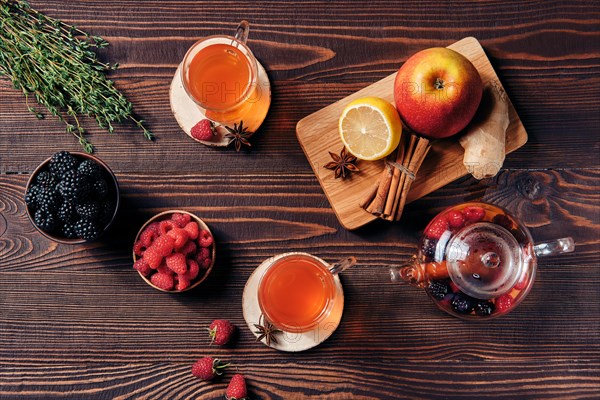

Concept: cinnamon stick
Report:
left=371, top=161, right=394, bottom=215
left=388, top=135, right=417, bottom=221
left=383, top=141, right=406, bottom=218
left=394, top=137, right=430, bottom=221
left=360, top=133, right=431, bottom=221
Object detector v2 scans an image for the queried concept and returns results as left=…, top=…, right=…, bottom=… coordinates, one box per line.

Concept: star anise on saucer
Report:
left=224, top=120, right=253, bottom=152
left=254, top=314, right=282, bottom=347
left=325, top=147, right=359, bottom=179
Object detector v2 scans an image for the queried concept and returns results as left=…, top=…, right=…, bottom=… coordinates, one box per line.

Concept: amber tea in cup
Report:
left=258, top=253, right=355, bottom=333
left=181, top=21, right=259, bottom=124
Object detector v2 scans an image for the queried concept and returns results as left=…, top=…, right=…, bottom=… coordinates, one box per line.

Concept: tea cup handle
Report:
left=329, top=256, right=357, bottom=275
left=534, top=237, right=575, bottom=257
left=233, top=20, right=250, bottom=44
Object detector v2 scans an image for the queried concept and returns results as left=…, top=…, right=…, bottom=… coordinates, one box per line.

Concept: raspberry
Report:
left=181, top=240, right=197, bottom=256
left=143, top=247, right=163, bottom=269
left=171, top=212, right=192, bottom=228
left=151, top=272, right=174, bottom=291
left=447, top=210, right=466, bottom=230
left=140, top=226, right=158, bottom=247
left=197, top=247, right=210, bottom=262
left=133, top=240, right=146, bottom=257
left=191, top=357, right=228, bottom=381
left=166, top=253, right=187, bottom=275
left=209, top=319, right=236, bottom=345
left=201, top=257, right=212, bottom=270
left=186, top=259, right=200, bottom=280
left=166, top=227, right=189, bottom=249
left=176, top=275, right=191, bottom=291
left=152, top=235, right=176, bottom=257
left=191, top=119, right=216, bottom=141
left=159, top=220, right=177, bottom=236
left=198, top=230, right=214, bottom=248
left=146, top=222, right=160, bottom=236
left=464, top=206, right=486, bottom=223
left=425, top=217, right=449, bottom=240
left=133, top=258, right=152, bottom=276
left=183, top=222, right=199, bottom=240
left=495, top=294, right=513, bottom=313
left=157, top=262, right=173, bottom=276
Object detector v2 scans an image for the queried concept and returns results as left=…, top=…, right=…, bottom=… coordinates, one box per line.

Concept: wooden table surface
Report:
left=1, top=1, right=599, bottom=399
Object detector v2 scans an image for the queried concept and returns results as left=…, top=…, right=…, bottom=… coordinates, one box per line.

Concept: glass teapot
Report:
left=390, top=202, right=574, bottom=319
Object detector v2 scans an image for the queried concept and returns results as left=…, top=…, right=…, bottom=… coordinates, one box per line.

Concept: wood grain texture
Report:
left=1, top=0, right=599, bottom=398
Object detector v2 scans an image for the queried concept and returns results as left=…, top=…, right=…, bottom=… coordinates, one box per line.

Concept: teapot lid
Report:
left=445, top=222, right=523, bottom=300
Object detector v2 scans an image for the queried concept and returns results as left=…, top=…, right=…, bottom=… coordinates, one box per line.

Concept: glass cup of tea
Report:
left=257, top=253, right=356, bottom=333
left=180, top=21, right=259, bottom=124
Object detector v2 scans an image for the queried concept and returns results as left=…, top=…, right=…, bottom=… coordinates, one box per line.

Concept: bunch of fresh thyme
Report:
left=0, top=0, right=152, bottom=152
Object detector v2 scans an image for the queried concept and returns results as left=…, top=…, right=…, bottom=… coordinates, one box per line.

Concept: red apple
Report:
left=394, top=47, right=483, bottom=139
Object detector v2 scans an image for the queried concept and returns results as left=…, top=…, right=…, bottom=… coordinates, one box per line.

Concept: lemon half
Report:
left=339, top=97, right=402, bottom=161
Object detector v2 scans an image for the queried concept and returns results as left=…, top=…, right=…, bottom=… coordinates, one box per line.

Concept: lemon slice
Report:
left=339, top=97, right=402, bottom=161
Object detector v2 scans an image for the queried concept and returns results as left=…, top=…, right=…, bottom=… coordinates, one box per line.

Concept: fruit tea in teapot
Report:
left=390, top=202, right=574, bottom=319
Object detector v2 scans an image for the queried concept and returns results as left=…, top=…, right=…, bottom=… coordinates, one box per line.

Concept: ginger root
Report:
left=459, top=81, right=509, bottom=179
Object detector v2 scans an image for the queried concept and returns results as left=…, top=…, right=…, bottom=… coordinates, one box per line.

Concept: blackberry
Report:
left=58, top=170, right=91, bottom=203
left=421, top=237, right=438, bottom=260
left=97, top=199, right=116, bottom=225
left=36, top=186, right=60, bottom=212
left=25, top=185, right=42, bottom=209
left=74, top=218, right=101, bottom=241
left=76, top=201, right=100, bottom=221
left=57, top=201, right=78, bottom=223
left=62, top=223, right=78, bottom=239
left=34, top=208, right=59, bottom=233
left=427, top=280, right=449, bottom=300
left=451, top=293, right=475, bottom=314
left=35, top=171, right=58, bottom=188
left=93, top=179, right=109, bottom=199
left=49, top=151, right=78, bottom=179
left=475, top=301, right=495, bottom=317
left=77, top=159, right=102, bottom=179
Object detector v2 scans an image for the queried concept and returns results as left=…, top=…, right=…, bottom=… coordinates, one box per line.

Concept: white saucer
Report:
left=242, top=253, right=345, bottom=352
left=169, top=61, right=271, bottom=146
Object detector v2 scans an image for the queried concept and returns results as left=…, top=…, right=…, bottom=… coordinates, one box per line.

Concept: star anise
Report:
left=324, top=147, right=359, bottom=179
left=224, top=120, right=253, bottom=152
left=253, top=314, right=282, bottom=347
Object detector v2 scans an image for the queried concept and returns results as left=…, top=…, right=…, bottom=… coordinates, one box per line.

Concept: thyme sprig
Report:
left=0, top=0, right=153, bottom=152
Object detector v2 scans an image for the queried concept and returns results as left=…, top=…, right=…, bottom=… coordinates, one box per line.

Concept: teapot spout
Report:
left=390, top=257, right=425, bottom=287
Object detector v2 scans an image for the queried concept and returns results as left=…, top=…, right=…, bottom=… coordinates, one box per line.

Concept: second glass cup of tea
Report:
left=181, top=21, right=260, bottom=124
left=257, top=253, right=356, bottom=333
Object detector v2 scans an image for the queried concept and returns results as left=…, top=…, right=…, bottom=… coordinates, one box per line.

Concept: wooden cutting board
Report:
left=296, top=37, right=528, bottom=230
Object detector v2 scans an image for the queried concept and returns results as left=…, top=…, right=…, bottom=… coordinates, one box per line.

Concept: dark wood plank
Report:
left=1, top=360, right=599, bottom=400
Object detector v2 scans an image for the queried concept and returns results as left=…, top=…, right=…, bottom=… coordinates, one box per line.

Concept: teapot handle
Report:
left=533, top=237, right=575, bottom=257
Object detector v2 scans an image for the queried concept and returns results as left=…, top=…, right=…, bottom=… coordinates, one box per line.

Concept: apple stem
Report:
left=434, top=78, right=445, bottom=90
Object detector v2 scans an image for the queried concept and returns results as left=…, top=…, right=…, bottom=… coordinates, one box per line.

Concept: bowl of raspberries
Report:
left=25, top=151, right=119, bottom=243
left=133, top=210, right=216, bottom=292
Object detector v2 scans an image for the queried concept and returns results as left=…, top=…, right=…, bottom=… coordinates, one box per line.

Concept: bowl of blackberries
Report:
left=25, top=151, right=119, bottom=243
